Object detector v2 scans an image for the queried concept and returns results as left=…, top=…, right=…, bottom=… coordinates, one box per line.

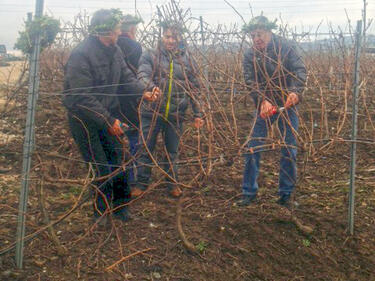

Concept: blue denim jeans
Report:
left=242, top=107, right=299, bottom=197
left=126, top=128, right=139, bottom=186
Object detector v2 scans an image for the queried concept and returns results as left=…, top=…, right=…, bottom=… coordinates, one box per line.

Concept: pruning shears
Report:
left=119, top=122, right=130, bottom=134
left=270, top=106, right=285, bottom=116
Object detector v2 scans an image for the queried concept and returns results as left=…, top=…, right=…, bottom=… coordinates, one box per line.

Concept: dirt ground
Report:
left=0, top=61, right=27, bottom=114
left=0, top=57, right=375, bottom=281
left=0, top=61, right=26, bottom=86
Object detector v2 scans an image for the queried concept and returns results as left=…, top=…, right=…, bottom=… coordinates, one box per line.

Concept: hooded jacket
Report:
left=243, top=34, right=306, bottom=108
left=138, top=43, right=202, bottom=120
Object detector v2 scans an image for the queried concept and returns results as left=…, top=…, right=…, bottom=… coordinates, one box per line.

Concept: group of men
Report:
left=62, top=9, right=306, bottom=223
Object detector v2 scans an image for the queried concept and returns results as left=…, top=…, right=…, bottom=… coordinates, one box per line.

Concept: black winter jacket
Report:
left=138, top=44, right=202, bottom=120
left=117, top=35, right=143, bottom=127
left=63, top=35, right=145, bottom=128
left=243, top=34, right=306, bottom=108
left=117, top=35, right=142, bottom=74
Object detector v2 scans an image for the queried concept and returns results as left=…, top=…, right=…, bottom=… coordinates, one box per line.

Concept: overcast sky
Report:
left=0, top=0, right=374, bottom=51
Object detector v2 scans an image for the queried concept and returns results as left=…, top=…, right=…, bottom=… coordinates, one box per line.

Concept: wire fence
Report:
left=0, top=6, right=374, bottom=190
left=0, top=0, right=374, bottom=276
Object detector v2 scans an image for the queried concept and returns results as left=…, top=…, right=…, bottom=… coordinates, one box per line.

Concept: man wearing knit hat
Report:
left=117, top=14, right=144, bottom=197
left=63, top=9, right=153, bottom=223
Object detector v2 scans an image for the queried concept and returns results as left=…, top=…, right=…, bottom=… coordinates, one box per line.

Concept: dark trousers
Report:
left=68, top=115, right=130, bottom=215
left=136, top=114, right=183, bottom=190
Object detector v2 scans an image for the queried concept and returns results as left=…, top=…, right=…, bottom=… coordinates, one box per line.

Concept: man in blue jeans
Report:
left=239, top=16, right=306, bottom=207
left=117, top=14, right=143, bottom=196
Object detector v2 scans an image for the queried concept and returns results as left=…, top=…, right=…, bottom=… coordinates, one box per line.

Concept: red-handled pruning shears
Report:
left=260, top=106, right=286, bottom=119
left=271, top=106, right=285, bottom=116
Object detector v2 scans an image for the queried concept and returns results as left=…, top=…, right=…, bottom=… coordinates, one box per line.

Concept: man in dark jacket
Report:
left=63, top=9, right=148, bottom=222
left=117, top=15, right=143, bottom=195
left=117, top=15, right=143, bottom=72
left=134, top=22, right=204, bottom=198
left=239, top=16, right=306, bottom=207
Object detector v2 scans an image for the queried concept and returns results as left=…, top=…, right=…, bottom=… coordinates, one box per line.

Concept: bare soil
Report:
left=0, top=88, right=374, bottom=281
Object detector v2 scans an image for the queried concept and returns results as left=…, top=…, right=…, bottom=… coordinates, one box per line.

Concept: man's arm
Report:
left=186, top=55, right=203, bottom=119
left=119, top=53, right=146, bottom=96
left=287, top=42, right=307, bottom=99
left=131, top=41, right=142, bottom=70
left=137, top=50, right=157, bottom=91
left=243, top=49, right=261, bottom=105
left=118, top=38, right=142, bottom=73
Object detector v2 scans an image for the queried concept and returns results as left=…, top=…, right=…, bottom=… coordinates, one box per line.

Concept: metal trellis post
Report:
left=15, top=0, right=44, bottom=268
left=348, top=20, right=362, bottom=236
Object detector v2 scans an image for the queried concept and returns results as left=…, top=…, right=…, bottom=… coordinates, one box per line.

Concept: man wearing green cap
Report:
left=239, top=16, right=306, bottom=208
left=63, top=9, right=152, bottom=223
left=118, top=15, right=143, bottom=72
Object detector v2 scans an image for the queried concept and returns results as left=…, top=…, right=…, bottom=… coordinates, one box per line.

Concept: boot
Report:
left=113, top=200, right=132, bottom=222
left=237, top=194, right=257, bottom=207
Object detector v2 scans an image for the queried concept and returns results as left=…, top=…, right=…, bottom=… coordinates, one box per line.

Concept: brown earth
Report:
left=0, top=83, right=374, bottom=281
left=0, top=61, right=26, bottom=86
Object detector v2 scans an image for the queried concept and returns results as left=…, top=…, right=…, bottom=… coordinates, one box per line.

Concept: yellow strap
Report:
left=164, top=54, right=174, bottom=120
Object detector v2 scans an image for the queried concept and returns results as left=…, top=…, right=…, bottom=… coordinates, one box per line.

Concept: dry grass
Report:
left=0, top=61, right=26, bottom=85
left=0, top=60, right=27, bottom=113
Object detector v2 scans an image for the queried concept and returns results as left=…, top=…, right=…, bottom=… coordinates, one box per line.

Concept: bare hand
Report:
left=143, top=92, right=155, bottom=102
left=260, top=100, right=274, bottom=119
left=194, top=117, right=204, bottom=129
left=143, top=87, right=162, bottom=102
left=285, top=92, right=299, bottom=109
left=152, top=87, right=161, bottom=99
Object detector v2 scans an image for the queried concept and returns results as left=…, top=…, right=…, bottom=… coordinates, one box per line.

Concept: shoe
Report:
left=131, top=187, right=144, bottom=198
left=276, top=195, right=291, bottom=209
left=169, top=186, right=182, bottom=198
left=113, top=207, right=131, bottom=222
left=237, top=194, right=257, bottom=206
